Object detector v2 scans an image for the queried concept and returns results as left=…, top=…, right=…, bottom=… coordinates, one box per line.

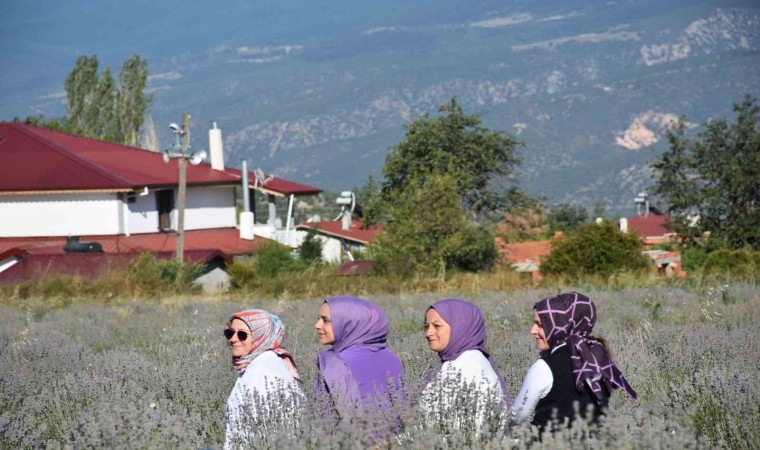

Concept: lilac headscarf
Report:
left=316, top=295, right=396, bottom=403
left=534, top=292, right=637, bottom=401
left=424, top=299, right=511, bottom=404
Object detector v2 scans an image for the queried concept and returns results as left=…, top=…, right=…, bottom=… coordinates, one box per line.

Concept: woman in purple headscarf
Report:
left=420, top=299, right=510, bottom=430
left=314, top=295, right=404, bottom=410
left=511, top=292, right=637, bottom=432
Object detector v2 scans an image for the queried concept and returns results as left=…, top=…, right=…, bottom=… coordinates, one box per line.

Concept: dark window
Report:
left=156, top=190, right=174, bottom=231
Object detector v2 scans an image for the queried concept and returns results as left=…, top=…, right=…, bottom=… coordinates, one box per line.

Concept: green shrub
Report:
left=253, top=242, right=306, bottom=276
left=298, top=230, right=323, bottom=264
left=540, top=220, right=650, bottom=278
left=124, top=252, right=203, bottom=295
left=227, top=242, right=307, bottom=290
left=702, top=248, right=760, bottom=280
left=681, top=246, right=708, bottom=272
left=445, top=226, right=498, bottom=272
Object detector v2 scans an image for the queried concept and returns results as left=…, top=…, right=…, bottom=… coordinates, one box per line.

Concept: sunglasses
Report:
left=224, top=328, right=249, bottom=341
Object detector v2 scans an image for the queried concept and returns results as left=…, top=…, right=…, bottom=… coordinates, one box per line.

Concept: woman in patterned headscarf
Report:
left=419, top=299, right=510, bottom=430
left=511, top=292, right=637, bottom=432
left=224, top=309, right=302, bottom=449
left=314, top=295, right=404, bottom=411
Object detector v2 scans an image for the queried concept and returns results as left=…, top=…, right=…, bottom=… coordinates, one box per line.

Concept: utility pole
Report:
left=176, top=112, right=190, bottom=263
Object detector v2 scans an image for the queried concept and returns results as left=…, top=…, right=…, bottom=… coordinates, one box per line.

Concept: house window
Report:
left=126, top=193, right=137, bottom=204
left=156, top=189, right=174, bottom=231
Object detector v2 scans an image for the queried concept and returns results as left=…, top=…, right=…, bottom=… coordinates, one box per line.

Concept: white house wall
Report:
left=0, top=193, right=121, bottom=237
left=183, top=186, right=236, bottom=230
left=127, top=187, right=235, bottom=234
left=293, top=229, right=344, bottom=263
left=126, top=191, right=160, bottom=234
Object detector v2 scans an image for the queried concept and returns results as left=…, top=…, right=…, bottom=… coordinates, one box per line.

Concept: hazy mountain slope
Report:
left=2, top=0, right=758, bottom=216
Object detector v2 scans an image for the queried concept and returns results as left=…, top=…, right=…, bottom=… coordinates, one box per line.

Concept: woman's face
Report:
left=424, top=308, right=451, bottom=352
left=531, top=310, right=551, bottom=351
left=227, top=318, right=254, bottom=357
left=314, top=302, right=335, bottom=345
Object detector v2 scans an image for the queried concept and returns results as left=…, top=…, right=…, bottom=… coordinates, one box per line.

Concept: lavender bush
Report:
left=1, top=286, right=758, bottom=449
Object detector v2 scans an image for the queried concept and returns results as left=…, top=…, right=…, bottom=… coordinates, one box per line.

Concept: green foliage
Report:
left=379, top=97, right=525, bottom=218
left=254, top=242, right=305, bottom=276
left=298, top=230, right=323, bottom=264
left=701, top=248, right=760, bottom=280
left=227, top=242, right=307, bottom=290
left=124, top=252, right=203, bottom=296
left=62, top=54, right=152, bottom=145
left=12, top=115, right=75, bottom=133
left=547, top=202, right=588, bottom=232
left=355, top=175, right=384, bottom=225
left=651, top=95, right=760, bottom=250
left=541, top=220, right=650, bottom=278
left=370, top=172, right=497, bottom=274
left=495, top=196, right=550, bottom=243
left=681, top=246, right=709, bottom=273
left=118, top=54, right=152, bottom=147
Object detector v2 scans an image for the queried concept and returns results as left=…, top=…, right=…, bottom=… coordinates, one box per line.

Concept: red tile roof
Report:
left=496, top=238, right=553, bottom=264
left=0, top=227, right=271, bottom=258
left=296, top=220, right=384, bottom=244
left=0, top=123, right=321, bottom=196
left=336, top=260, right=376, bottom=276
left=626, top=213, right=674, bottom=238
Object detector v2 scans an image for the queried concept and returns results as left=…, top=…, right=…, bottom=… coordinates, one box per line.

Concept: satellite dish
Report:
left=189, top=150, right=207, bottom=166
left=253, top=167, right=273, bottom=187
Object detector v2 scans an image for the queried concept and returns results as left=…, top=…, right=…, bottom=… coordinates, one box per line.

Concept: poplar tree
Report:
left=62, top=53, right=151, bottom=146
left=118, top=54, right=152, bottom=147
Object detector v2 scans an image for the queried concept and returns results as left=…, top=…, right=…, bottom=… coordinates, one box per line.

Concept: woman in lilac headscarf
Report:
left=511, top=292, right=637, bottom=432
left=420, top=299, right=510, bottom=430
left=314, top=295, right=404, bottom=409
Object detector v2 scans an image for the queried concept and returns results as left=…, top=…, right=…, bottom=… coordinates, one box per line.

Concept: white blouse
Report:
left=510, top=343, right=566, bottom=424
left=420, top=350, right=504, bottom=430
left=224, top=350, right=302, bottom=449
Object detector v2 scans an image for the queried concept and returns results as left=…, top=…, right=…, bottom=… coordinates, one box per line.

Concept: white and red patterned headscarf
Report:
left=534, top=292, right=636, bottom=401
left=227, top=309, right=300, bottom=381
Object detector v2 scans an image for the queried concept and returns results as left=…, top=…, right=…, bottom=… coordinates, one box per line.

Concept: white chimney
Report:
left=619, top=217, right=628, bottom=233
left=208, top=122, right=225, bottom=171
left=240, top=211, right=254, bottom=240
left=341, top=210, right=351, bottom=231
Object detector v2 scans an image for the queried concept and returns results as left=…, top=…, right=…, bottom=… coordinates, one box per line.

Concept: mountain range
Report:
left=2, top=0, right=759, bottom=217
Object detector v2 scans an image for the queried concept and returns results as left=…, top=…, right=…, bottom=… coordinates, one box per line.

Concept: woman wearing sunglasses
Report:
left=420, top=299, right=510, bottom=431
left=314, top=295, right=404, bottom=414
left=511, top=292, right=637, bottom=433
left=224, top=309, right=302, bottom=449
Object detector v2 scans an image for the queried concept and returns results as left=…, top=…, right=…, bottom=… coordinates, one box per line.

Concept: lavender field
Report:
left=1, top=285, right=758, bottom=449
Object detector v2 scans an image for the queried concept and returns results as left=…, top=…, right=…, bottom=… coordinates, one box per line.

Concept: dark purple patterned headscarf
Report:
left=316, top=295, right=394, bottom=402
left=424, top=299, right=511, bottom=405
left=534, top=292, right=637, bottom=401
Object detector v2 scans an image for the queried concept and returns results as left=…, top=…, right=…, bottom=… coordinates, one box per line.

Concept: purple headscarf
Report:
left=316, top=295, right=397, bottom=403
left=424, top=299, right=511, bottom=404
left=534, top=292, right=637, bottom=401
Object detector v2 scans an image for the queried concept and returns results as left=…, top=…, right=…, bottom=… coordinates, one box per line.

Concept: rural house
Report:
left=0, top=122, right=320, bottom=286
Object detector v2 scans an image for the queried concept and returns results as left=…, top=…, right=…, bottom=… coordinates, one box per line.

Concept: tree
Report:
left=548, top=203, right=588, bottom=233
left=540, top=220, right=649, bottom=278
left=370, top=172, right=497, bottom=274
left=497, top=198, right=549, bottom=242
left=650, top=95, right=760, bottom=250
left=118, top=54, right=152, bottom=147
left=65, top=55, right=99, bottom=134
left=62, top=53, right=152, bottom=145
left=378, top=98, right=524, bottom=219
